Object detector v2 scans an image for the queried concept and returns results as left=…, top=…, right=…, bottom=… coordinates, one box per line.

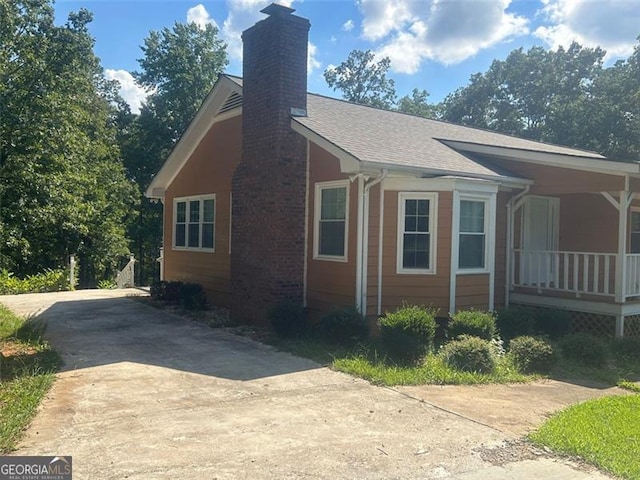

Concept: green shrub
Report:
left=316, top=307, right=369, bottom=345
left=611, top=337, right=640, bottom=361
left=496, top=307, right=536, bottom=341
left=533, top=308, right=572, bottom=339
left=97, top=279, right=116, bottom=289
left=150, top=281, right=207, bottom=310
left=441, top=335, right=496, bottom=373
left=150, top=280, right=183, bottom=303
left=0, top=268, right=69, bottom=295
left=379, top=305, right=437, bottom=365
left=180, top=283, right=207, bottom=310
left=448, top=309, right=496, bottom=340
left=559, top=333, right=608, bottom=367
left=268, top=300, right=307, bottom=338
left=508, top=336, right=555, bottom=373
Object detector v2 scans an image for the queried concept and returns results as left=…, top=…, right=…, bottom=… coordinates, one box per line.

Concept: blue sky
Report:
left=54, top=0, right=640, bottom=113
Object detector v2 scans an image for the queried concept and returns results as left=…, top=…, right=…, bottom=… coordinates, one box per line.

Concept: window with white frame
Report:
left=458, top=198, right=487, bottom=270
left=314, top=181, right=348, bottom=260
left=631, top=210, right=640, bottom=254
left=173, top=195, right=215, bottom=251
left=397, top=193, right=437, bottom=273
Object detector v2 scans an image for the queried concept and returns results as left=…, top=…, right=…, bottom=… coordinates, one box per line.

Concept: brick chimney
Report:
left=230, top=4, right=310, bottom=324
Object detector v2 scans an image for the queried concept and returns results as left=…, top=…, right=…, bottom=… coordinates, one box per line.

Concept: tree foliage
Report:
left=324, top=50, right=397, bottom=109
left=440, top=41, right=640, bottom=161
left=119, top=21, right=228, bottom=284
left=398, top=88, right=438, bottom=118
left=0, top=0, right=137, bottom=284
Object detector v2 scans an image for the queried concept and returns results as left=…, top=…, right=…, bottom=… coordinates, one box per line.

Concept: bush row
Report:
left=267, top=300, right=640, bottom=374
left=0, top=268, right=70, bottom=294
left=150, top=280, right=207, bottom=310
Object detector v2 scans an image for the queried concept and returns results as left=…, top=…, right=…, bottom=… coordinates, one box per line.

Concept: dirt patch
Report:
left=1, top=340, right=39, bottom=358
left=475, top=439, right=550, bottom=466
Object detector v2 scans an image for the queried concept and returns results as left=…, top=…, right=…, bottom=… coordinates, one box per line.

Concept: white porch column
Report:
left=449, top=191, right=460, bottom=314
left=614, top=190, right=632, bottom=303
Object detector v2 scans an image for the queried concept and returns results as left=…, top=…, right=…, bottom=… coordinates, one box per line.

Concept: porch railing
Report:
left=626, top=254, right=640, bottom=298
left=512, top=249, right=617, bottom=298
left=513, top=250, right=640, bottom=300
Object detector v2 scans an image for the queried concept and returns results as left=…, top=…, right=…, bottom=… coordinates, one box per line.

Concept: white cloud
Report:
left=105, top=69, right=149, bottom=114
left=187, top=4, right=218, bottom=30
left=342, top=19, right=354, bottom=32
left=308, top=41, right=321, bottom=74
left=222, top=0, right=294, bottom=61
left=357, top=0, right=529, bottom=73
left=534, top=0, right=639, bottom=59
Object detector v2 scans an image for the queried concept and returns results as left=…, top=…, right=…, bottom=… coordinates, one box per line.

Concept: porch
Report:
left=505, top=188, right=640, bottom=338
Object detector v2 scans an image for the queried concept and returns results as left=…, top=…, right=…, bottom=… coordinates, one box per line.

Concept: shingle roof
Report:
left=294, top=93, right=606, bottom=179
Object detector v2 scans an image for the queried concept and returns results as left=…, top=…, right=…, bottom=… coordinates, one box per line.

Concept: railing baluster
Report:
left=583, top=255, right=589, bottom=293
left=564, top=253, right=569, bottom=291
left=573, top=253, right=580, bottom=297
left=594, top=255, right=600, bottom=293
left=604, top=255, right=610, bottom=294
left=554, top=252, right=559, bottom=288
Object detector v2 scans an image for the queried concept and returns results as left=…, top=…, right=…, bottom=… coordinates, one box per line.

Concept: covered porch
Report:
left=504, top=176, right=640, bottom=338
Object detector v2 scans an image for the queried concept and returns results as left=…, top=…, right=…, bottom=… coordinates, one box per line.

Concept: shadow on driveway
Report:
left=3, top=290, right=319, bottom=381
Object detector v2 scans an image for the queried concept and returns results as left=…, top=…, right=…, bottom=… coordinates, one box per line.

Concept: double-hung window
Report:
left=631, top=210, right=640, bottom=254
left=174, top=195, right=215, bottom=251
left=458, top=198, right=487, bottom=270
left=397, top=193, right=437, bottom=274
left=314, top=180, right=349, bottom=261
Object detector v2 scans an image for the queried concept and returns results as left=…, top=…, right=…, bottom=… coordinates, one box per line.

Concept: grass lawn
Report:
left=266, top=336, right=533, bottom=386
left=530, top=394, right=640, bottom=480
left=0, top=304, right=61, bottom=452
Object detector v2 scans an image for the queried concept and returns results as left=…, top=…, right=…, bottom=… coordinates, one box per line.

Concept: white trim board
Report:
left=146, top=76, right=243, bottom=199
left=441, top=140, right=640, bottom=176
left=510, top=293, right=640, bottom=317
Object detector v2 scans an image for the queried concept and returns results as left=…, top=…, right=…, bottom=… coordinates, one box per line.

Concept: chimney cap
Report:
left=260, top=3, right=296, bottom=16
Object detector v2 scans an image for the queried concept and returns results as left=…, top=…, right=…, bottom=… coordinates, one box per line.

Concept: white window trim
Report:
left=396, top=192, right=438, bottom=274
left=313, top=180, right=350, bottom=262
left=173, top=194, right=216, bottom=253
left=456, top=193, right=493, bottom=274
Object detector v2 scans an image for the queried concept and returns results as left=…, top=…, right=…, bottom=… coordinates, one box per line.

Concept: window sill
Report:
left=172, top=246, right=215, bottom=253
left=396, top=268, right=436, bottom=275
left=456, top=269, right=489, bottom=275
left=313, top=254, right=348, bottom=263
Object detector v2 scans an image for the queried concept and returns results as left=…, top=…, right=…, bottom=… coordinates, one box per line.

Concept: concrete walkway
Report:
left=1, top=290, right=616, bottom=479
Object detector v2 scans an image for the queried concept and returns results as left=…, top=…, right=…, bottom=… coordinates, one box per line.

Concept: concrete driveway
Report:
left=1, top=290, right=614, bottom=479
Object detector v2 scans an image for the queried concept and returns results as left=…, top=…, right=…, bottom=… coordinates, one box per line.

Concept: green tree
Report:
left=120, top=21, right=228, bottom=284
left=397, top=88, right=438, bottom=118
left=441, top=40, right=640, bottom=161
left=441, top=43, right=605, bottom=142
left=324, top=50, right=397, bottom=109
left=0, top=0, right=137, bottom=284
left=586, top=37, right=640, bottom=161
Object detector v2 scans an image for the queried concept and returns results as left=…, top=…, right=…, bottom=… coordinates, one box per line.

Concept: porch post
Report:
left=615, top=314, right=625, bottom=338
left=615, top=190, right=631, bottom=303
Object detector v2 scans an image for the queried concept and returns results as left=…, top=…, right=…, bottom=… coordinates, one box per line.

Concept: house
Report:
left=146, top=3, right=640, bottom=337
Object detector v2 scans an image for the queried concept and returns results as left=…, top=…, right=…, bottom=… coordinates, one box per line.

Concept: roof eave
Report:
left=440, top=139, right=640, bottom=176
left=145, top=75, right=243, bottom=199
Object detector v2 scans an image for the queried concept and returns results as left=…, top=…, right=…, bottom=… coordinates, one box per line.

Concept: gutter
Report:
left=359, top=170, right=389, bottom=316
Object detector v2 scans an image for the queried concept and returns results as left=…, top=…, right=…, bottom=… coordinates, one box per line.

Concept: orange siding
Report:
left=163, top=115, right=241, bottom=306
left=559, top=193, right=618, bottom=253
left=455, top=274, right=491, bottom=310
left=306, top=142, right=356, bottom=317
left=493, top=191, right=509, bottom=309
left=485, top=159, right=624, bottom=195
